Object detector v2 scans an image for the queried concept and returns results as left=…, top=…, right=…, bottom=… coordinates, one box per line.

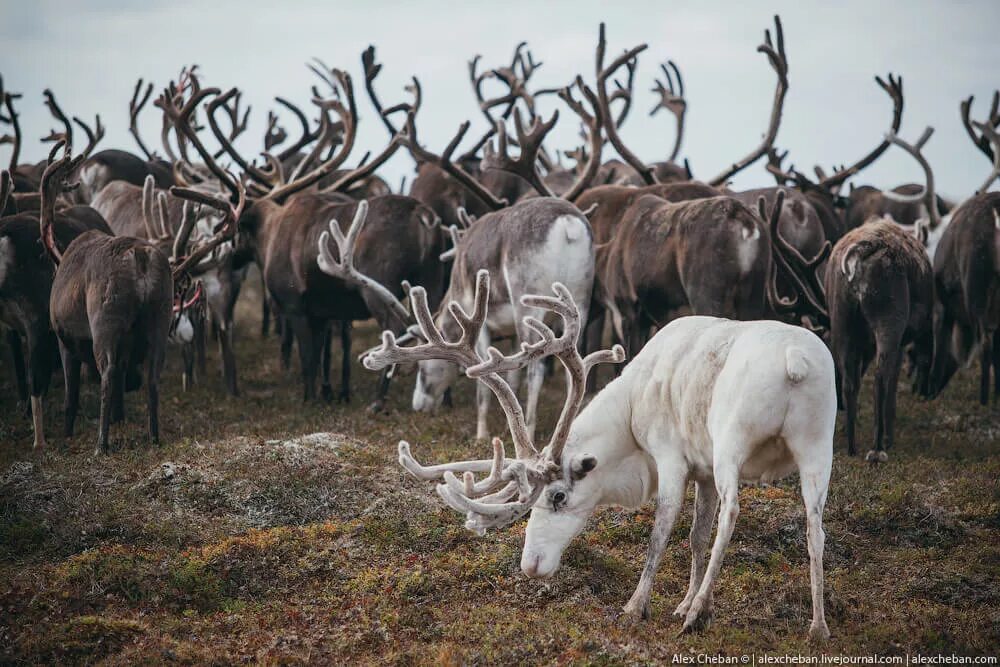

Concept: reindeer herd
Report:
left=2, top=15, right=999, bottom=642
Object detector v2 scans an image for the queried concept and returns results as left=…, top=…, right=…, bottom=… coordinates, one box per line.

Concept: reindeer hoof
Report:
left=320, top=384, right=334, bottom=403
left=808, top=621, right=831, bottom=643
left=681, top=601, right=713, bottom=634
left=620, top=598, right=651, bottom=623
left=366, top=400, right=386, bottom=415
left=865, top=450, right=888, bottom=464
left=672, top=599, right=693, bottom=618
left=338, top=391, right=351, bottom=404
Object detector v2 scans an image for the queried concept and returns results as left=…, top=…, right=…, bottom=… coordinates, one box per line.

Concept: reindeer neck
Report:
left=565, top=374, right=653, bottom=509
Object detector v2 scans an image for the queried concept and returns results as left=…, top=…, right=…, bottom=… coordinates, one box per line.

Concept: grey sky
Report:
left=2, top=1, right=998, bottom=198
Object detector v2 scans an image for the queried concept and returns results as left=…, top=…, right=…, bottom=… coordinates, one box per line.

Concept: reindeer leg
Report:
left=674, top=479, right=719, bottom=618
left=59, top=341, right=81, bottom=441
left=195, top=313, right=207, bottom=377
left=993, top=331, right=1000, bottom=403
left=682, top=463, right=741, bottom=634
left=25, top=328, right=54, bottom=450
left=280, top=317, right=294, bottom=373
left=320, top=323, right=334, bottom=403
left=623, top=458, right=687, bottom=621
left=339, top=320, right=352, bottom=403
left=475, top=327, right=492, bottom=440
left=96, top=353, right=116, bottom=455
left=583, top=307, right=606, bottom=394
left=290, top=316, right=317, bottom=401
left=980, top=328, right=994, bottom=407
left=800, top=464, right=831, bottom=642
left=841, top=350, right=862, bottom=457
left=867, top=330, right=902, bottom=463
left=181, top=341, right=195, bottom=392
left=6, top=330, right=29, bottom=414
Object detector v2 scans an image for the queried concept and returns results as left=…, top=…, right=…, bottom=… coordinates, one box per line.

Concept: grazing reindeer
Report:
left=364, top=271, right=835, bottom=642
left=826, top=214, right=934, bottom=461
left=930, top=103, right=1000, bottom=403
left=0, top=167, right=112, bottom=449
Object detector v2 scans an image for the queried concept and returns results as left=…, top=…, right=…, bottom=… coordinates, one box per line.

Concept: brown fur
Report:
left=239, top=192, right=447, bottom=405
left=931, top=192, right=1000, bottom=403
left=596, top=194, right=769, bottom=358
left=825, top=219, right=934, bottom=458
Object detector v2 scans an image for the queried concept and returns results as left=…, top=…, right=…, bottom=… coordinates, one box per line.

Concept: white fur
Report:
left=415, top=213, right=594, bottom=441
left=520, top=316, right=835, bottom=641
left=0, top=237, right=13, bottom=289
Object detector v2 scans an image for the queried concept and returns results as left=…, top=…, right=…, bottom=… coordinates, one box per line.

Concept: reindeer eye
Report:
left=551, top=490, right=567, bottom=509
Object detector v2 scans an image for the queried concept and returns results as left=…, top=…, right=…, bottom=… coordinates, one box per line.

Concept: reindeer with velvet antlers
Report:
left=315, top=70, right=605, bottom=437
left=357, top=265, right=836, bottom=641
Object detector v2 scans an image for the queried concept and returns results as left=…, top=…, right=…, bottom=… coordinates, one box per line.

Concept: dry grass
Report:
left=2, top=277, right=999, bottom=664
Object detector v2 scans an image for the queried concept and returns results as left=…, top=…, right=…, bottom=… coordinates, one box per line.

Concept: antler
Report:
left=0, top=170, right=12, bottom=213
left=210, top=89, right=250, bottom=159
left=366, top=270, right=624, bottom=534
left=140, top=175, right=161, bottom=240
left=708, top=15, right=789, bottom=186
left=169, top=178, right=246, bottom=279
left=460, top=43, right=558, bottom=162
left=171, top=200, right=198, bottom=265
left=129, top=79, right=156, bottom=160
left=0, top=77, right=22, bottom=171
left=399, top=112, right=508, bottom=211
left=72, top=114, right=104, bottom=160
left=362, top=45, right=422, bottom=137
left=595, top=23, right=653, bottom=185
left=558, top=78, right=605, bottom=202
left=762, top=190, right=830, bottom=327
left=315, top=199, right=411, bottom=327
left=41, top=89, right=73, bottom=146
left=813, top=74, right=904, bottom=190
left=38, top=141, right=85, bottom=265
left=275, top=97, right=322, bottom=162
left=650, top=60, right=686, bottom=162
left=971, top=120, right=1000, bottom=194
left=960, top=91, right=999, bottom=163
left=481, top=109, right=559, bottom=197
left=264, top=63, right=359, bottom=202
left=154, top=72, right=242, bottom=202
left=264, top=110, right=287, bottom=151
left=884, top=127, right=942, bottom=228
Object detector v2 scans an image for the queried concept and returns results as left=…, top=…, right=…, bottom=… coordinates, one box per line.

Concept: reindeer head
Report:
left=362, top=270, right=624, bottom=576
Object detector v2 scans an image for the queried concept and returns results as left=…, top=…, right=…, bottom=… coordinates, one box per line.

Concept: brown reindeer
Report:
left=0, top=165, right=112, bottom=449
left=173, top=63, right=446, bottom=407
left=930, top=100, right=1000, bottom=403
left=92, top=176, right=244, bottom=395
left=42, top=142, right=243, bottom=453
left=826, top=212, right=934, bottom=462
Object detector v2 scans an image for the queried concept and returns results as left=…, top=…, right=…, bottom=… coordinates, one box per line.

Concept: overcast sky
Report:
left=2, top=1, right=998, bottom=198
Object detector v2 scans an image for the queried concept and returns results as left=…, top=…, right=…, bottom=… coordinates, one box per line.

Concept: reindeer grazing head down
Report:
left=362, top=270, right=624, bottom=577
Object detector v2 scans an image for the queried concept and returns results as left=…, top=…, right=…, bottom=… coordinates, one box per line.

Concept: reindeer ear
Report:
left=570, top=454, right=598, bottom=480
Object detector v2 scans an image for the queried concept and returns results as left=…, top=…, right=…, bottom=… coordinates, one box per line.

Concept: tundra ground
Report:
left=2, top=281, right=998, bottom=664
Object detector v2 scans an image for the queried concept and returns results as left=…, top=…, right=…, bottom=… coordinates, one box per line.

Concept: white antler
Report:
left=316, top=199, right=411, bottom=325
left=884, top=127, right=941, bottom=229
left=370, top=270, right=625, bottom=534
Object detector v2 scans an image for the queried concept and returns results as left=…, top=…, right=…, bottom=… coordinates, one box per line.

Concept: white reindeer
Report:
left=318, top=197, right=594, bottom=440
left=364, top=270, right=837, bottom=642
